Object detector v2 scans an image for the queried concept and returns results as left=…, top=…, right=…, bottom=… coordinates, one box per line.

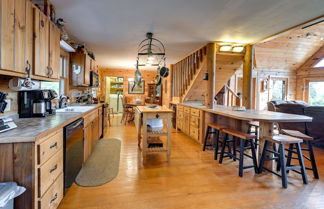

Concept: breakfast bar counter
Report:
left=177, top=103, right=313, bottom=168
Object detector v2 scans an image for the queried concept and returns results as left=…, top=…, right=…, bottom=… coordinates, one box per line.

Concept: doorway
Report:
left=105, top=77, right=124, bottom=114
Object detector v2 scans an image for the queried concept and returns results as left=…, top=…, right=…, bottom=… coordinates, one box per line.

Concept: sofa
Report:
left=267, top=100, right=324, bottom=148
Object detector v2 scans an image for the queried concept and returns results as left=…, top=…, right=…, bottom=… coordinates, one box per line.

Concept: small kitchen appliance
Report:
left=18, top=90, right=57, bottom=118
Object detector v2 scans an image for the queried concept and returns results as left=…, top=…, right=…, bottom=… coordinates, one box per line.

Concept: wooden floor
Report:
left=59, top=117, right=324, bottom=209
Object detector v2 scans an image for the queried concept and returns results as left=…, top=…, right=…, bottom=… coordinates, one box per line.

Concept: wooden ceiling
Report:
left=254, top=21, right=324, bottom=70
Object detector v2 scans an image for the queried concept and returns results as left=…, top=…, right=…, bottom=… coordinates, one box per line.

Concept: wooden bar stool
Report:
left=219, top=128, right=258, bottom=177
left=248, top=121, right=259, bottom=148
left=281, top=129, right=319, bottom=179
left=203, top=123, right=225, bottom=160
left=259, top=134, right=308, bottom=188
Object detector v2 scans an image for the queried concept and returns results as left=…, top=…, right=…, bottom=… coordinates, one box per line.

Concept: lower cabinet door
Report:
left=39, top=173, right=63, bottom=209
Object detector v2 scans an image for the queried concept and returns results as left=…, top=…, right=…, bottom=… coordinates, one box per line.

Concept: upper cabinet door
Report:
left=25, top=0, right=34, bottom=73
left=49, top=22, right=61, bottom=79
left=84, top=54, right=91, bottom=85
left=0, top=0, right=15, bottom=71
left=14, top=0, right=27, bottom=73
left=34, top=7, right=50, bottom=77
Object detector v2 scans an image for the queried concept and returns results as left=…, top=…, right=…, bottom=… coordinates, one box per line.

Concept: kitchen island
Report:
left=134, top=106, right=173, bottom=161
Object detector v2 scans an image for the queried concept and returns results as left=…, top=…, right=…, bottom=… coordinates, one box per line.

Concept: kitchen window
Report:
left=40, top=56, right=67, bottom=96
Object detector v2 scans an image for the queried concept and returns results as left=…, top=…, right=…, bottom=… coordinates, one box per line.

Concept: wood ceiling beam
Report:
left=252, top=15, right=324, bottom=44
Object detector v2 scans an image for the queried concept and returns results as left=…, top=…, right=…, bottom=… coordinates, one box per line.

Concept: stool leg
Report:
left=219, top=133, right=228, bottom=164
left=255, top=127, right=259, bottom=149
left=307, top=140, right=319, bottom=179
left=279, top=144, right=288, bottom=189
left=233, top=136, right=237, bottom=161
left=274, top=143, right=281, bottom=172
left=250, top=139, right=259, bottom=174
left=286, top=144, right=294, bottom=173
left=214, top=130, right=220, bottom=160
left=259, top=141, right=269, bottom=173
left=239, top=138, right=244, bottom=177
left=203, top=126, right=211, bottom=151
left=227, top=135, right=233, bottom=159
left=296, top=143, right=308, bottom=184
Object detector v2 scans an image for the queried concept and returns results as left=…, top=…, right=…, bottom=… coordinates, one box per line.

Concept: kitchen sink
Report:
left=56, top=106, right=96, bottom=113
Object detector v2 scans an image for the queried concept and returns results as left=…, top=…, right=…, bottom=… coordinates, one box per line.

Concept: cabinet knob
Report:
left=155, top=114, right=160, bottom=119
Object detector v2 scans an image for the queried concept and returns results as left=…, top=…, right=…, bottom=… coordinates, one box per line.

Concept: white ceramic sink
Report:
left=56, top=106, right=96, bottom=113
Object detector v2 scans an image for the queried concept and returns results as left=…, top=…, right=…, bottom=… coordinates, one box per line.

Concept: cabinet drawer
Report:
left=184, top=107, right=190, bottom=113
left=190, top=116, right=199, bottom=128
left=38, top=130, right=63, bottom=165
left=39, top=173, right=63, bottom=209
left=38, top=149, right=63, bottom=197
left=178, top=105, right=183, bottom=111
left=190, top=127, right=199, bottom=140
left=191, top=108, right=200, bottom=117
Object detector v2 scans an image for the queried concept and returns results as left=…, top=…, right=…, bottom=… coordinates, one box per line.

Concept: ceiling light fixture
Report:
left=219, top=45, right=232, bottom=52
left=232, top=46, right=245, bottom=53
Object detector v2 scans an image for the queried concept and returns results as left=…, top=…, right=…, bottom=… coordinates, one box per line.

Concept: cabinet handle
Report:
left=49, top=142, right=57, bottom=149
left=50, top=193, right=58, bottom=204
left=49, top=164, right=57, bottom=173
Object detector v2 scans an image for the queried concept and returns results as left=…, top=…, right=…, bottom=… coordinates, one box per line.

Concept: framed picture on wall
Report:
left=128, top=80, right=145, bottom=94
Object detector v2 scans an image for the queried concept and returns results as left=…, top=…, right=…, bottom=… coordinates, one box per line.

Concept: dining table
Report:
left=195, top=105, right=313, bottom=169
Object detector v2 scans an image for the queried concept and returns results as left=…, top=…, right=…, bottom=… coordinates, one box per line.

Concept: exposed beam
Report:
left=242, top=44, right=254, bottom=109
left=253, top=15, right=324, bottom=44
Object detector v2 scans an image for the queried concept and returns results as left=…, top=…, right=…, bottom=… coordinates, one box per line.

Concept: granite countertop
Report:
left=0, top=104, right=102, bottom=144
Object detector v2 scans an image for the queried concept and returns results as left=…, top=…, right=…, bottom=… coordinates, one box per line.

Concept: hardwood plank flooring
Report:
left=59, top=116, right=324, bottom=209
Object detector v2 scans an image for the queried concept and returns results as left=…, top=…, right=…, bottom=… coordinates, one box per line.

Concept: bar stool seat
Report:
left=280, top=129, right=319, bottom=179
left=281, top=129, right=313, bottom=141
left=207, top=123, right=224, bottom=131
left=222, top=128, right=256, bottom=140
left=263, top=134, right=303, bottom=144
left=203, top=123, right=226, bottom=160
left=259, top=134, right=308, bottom=188
left=219, top=128, right=258, bottom=177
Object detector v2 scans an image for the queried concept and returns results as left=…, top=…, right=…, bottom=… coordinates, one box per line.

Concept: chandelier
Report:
left=133, top=33, right=169, bottom=89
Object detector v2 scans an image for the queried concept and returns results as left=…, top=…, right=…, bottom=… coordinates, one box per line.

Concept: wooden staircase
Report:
left=171, top=45, right=208, bottom=102
left=171, top=44, right=244, bottom=105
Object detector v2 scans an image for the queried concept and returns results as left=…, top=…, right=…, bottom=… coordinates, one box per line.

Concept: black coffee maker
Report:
left=18, top=90, right=57, bottom=118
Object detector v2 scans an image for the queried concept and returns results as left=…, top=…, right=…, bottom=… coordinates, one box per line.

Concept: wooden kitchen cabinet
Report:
left=71, top=52, right=92, bottom=86
left=0, top=129, right=64, bottom=209
left=176, top=104, right=202, bottom=143
left=34, top=6, right=49, bottom=77
left=83, top=108, right=100, bottom=162
left=49, top=22, right=61, bottom=79
left=0, top=0, right=33, bottom=73
left=34, top=6, right=61, bottom=79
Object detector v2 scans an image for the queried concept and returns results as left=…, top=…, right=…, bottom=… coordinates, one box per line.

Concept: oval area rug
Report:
left=75, top=138, right=121, bottom=187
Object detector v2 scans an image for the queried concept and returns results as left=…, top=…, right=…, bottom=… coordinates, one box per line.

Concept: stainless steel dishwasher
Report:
left=63, top=118, right=84, bottom=192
